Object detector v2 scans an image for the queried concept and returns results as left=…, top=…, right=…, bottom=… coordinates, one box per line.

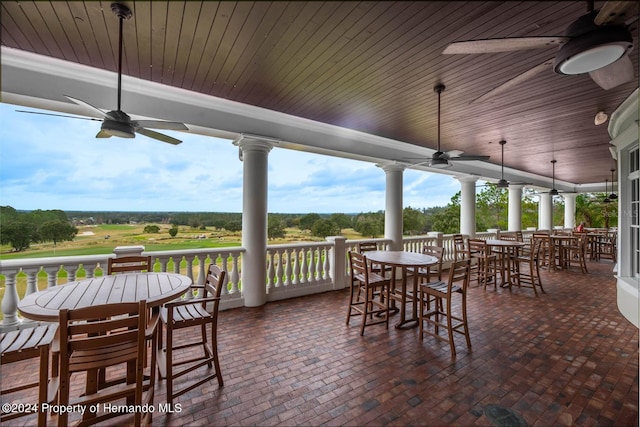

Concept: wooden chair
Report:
left=346, top=251, right=391, bottom=336
left=419, top=259, right=472, bottom=357
left=55, top=300, right=155, bottom=427
left=157, top=264, right=226, bottom=405
left=416, top=245, right=444, bottom=283
left=107, top=255, right=153, bottom=274
left=513, top=238, right=545, bottom=296
left=467, top=239, right=498, bottom=290
left=452, top=234, right=467, bottom=261
left=1, top=324, right=58, bottom=426
left=357, top=241, right=391, bottom=275
left=532, top=232, right=554, bottom=270
left=567, top=233, right=590, bottom=273
left=596, top=232, right=617, bottom=262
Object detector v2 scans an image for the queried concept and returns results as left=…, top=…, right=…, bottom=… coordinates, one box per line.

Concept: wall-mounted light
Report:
left=594, top=111, right=608, bottom=126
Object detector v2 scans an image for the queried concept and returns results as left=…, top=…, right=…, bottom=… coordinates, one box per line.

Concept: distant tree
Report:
left=430, top=192, right=461, bottom=234
left=476, top=186, right=508, bottom=230
left=311, top=219, right=341, bottom=238
left=224, top=221, right=242, bottom=232
left=144, top=225, right=161, bottom=233
left=1, top=220, right=34, bottom=251
left=329, top=213, right=352, bottom=231
left=168, top=225, right=179, bottom=237
left=403, top=206, right=427, bottom=235
left=268, top=218, right=286, bottom=239
left=299, top=213, right=322, bottom=230
left=38, top=220, right=78, bottom=246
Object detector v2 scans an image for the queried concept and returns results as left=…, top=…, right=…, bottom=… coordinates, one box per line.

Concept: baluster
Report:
left=1, top=269, right=20, bottom=327
left=283, top=249, right=292, bottom=287
left=275, top=249, right=284, bottom=288
left=172, top=256, right=182, bottom=274
left=43, top=266, right=59, bottom=288
left=307, top=248, right=316, bottom=284
left=323, top=247, right=330, bottom=280
left=292, top=249, right=299, bottom=285
left=196, top=256, right=207, bottom=286
left=158, top=257, right=170, bottom=272
left=23, top=268, right=40, bottom=296
left=84, top=264, right=97, bottom=279
left=315, top=247, right=322, bottom=281
left=65, top=265, right=79, bottom=284
left=300, top=248, right=309, bottom=284
left=230, top=253, right=240, bottom=294
left=266, top=250, right=275, bottom=290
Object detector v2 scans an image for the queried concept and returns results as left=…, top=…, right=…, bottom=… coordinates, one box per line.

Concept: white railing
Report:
left=0, top=231, right=537, bottom=331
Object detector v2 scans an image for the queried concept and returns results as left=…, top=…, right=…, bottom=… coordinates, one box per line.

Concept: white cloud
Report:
left=0, top=103, right=460, bottom=213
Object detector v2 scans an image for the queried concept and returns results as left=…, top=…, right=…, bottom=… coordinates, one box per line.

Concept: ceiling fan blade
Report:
left=443, top=149, right=464, bottom=158
left=594, top=0, right=640, bottom=26
left=450, top=155, right=491, bottom=161
left=15, top=110, right=102, bottom=121
left=135, top=127, right=182, bottom=145
left=589, top=55, right=635, bottom=89
left=64, top=95, right=109, bottom=119
left=443, top=37, right=568, bottom=54
left=471, top=58, right=554, bottom=104
left=134, top=120, right=188, bottom=131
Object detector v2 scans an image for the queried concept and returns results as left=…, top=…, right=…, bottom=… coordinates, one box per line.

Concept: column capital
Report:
left=376, top=162, right=406, bottom=173
left=561, top=192, right=578, bottom=200
left=455, top=175, right=479, bottom=184
left=233, top=134, right=275, bottom=154
left=508, top=184, right=524, bottom=191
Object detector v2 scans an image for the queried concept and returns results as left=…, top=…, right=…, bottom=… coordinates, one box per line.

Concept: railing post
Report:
left=327, top=236, right=346, bottom=290
left=113, top=245, right=145, bottom=257
left=428, top=231, right=443, bottom=248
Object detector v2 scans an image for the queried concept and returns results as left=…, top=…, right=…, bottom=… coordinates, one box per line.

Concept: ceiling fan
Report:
left=538, top=160, right=567, bottom=196
left=482, top=140, right=532, bottom=188
left=403, top=84, right=490, bottom=168
left=443, top=0, right=638, bottom=104
left=17, top=3, right=188, bottom=145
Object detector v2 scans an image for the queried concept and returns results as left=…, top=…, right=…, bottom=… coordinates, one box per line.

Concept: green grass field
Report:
left=0, top=224, right=365, bottom=320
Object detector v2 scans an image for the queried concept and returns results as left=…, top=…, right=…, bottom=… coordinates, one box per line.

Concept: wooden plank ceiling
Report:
left=1, top=1, right=638, bottom=184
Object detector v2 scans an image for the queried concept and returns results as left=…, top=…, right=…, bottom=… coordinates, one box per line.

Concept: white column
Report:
left=235, top=136, right=273, bottom=307
left=378, top=163, right=405, bottom=251
left=563, top=193, right=577, bottom=229
left=538, top=193, right=553, bottom=231
left=508, top=184, right=523, bottom=231
left=457, top=176, right=478, bottom=237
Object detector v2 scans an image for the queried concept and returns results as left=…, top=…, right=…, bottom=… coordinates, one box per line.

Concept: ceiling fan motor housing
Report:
left=553, top=11, right=633, bottom=75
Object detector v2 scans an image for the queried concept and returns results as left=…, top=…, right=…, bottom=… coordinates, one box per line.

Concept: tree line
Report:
left=1, top=188, right=615, bottom=252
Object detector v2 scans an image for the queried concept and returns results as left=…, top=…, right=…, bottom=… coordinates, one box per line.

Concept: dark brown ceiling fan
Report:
left=483, top=140, right=532, bottom=188
left=443, top=0, right=638, bottom=104
left=403, top=84, right=490, bottom=168
left=17, top=3, right=188, bottom=145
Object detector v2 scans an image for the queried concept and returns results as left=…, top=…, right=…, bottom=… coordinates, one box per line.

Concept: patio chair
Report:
left=514, top=238, right=545, bottom=296
left=357, top=241, right=392, bottom=275
left=415, top=245, right=444, bottom=283
left=54, top=300, right=155, bottom=427
left=467, top=239, right=498, bottom=290
left=1, top=324, right=58, bottom=426
left=419, top=258, right=472, bottom=357
left=107, top=255, right=153, bottom=274
left=596, top=232, right=617, bottom=262
left=452, top=234, right=467, bottom=261
left=157, top=264, right=226, bottom=405
left=346, top=251, right=391, bottom=336
left=567, top=233, right=590, bottom=273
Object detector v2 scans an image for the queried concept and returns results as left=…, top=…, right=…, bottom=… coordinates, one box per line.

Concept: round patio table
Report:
left=364, top=250, right=438, bottom=329
left=18, top=272, right=192, bottom=322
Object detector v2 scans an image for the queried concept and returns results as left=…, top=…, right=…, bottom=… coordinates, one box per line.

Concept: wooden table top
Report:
left=18, top=272, right=192, bottom=322
left=365, top=250, right=437, bottom=267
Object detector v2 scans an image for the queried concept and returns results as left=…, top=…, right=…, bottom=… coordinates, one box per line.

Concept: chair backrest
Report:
left=421, top=245, right=444, bottom=281
left=349, top=251, right=370, bottom=284
left=515, top=231, right=524, bottom=242
left=357, top=242, right=378, bottom=253
left=202, top=264, right=226, bottom=315
left=108, top=255, right=152, bottom=275
left=452, top=234, right=467, bottom=260
left=500, top=232, right=517, bottom=241
left=447, top=258, right=471, bottom=294
left=467, top=239, right=489, bottom=257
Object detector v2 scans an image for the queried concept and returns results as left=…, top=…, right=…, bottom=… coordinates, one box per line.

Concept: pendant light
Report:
left=603, top=178, right=610, bottom=203
left=608, top=168, right=618, bottom=200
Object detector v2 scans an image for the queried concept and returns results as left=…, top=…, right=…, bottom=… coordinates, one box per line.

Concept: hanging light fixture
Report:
left=603, top=178, right=610, bottom=203
left=608, top=168, right=618, bottom=200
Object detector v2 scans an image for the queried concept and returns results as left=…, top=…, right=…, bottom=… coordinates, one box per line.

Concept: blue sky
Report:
left=0, top=102, right=462, bottom=213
